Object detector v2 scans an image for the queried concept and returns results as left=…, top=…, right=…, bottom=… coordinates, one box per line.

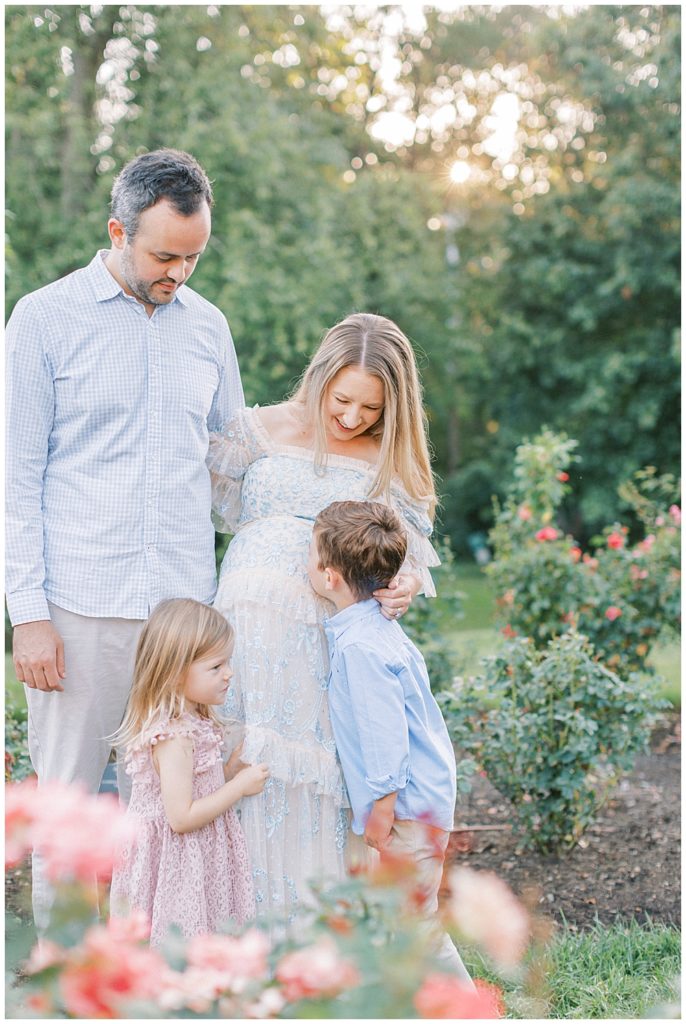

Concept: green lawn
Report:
left=465, top=919, right=680, bottom=1019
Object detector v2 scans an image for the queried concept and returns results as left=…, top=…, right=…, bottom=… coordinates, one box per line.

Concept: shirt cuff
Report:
left=6, top=590, right=51, bottom=627
left=365, top=766, right=410, bottom=800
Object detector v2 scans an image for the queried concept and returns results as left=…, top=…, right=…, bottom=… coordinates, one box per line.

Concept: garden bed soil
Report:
left=6, top=717, right=681, bottom=934
left=445, top=713, right=681, bottom=931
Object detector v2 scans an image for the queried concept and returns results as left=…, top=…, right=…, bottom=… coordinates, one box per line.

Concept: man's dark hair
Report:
left=110, top=148, right=213, bottom=238
left=313, top=500, right=407, bottom=600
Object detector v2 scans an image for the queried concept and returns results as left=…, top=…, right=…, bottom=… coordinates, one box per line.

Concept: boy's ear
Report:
left=324, top=567, right=341, bottom=591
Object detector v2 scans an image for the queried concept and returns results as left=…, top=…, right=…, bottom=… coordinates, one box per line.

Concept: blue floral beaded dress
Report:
left=207, top=405, right=439, bottom=927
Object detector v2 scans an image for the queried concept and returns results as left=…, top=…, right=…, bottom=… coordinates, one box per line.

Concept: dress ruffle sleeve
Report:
left=207, top=406, right=270, bottom=533
left=124, top=714, right=224, bottom=777
left=389, top=488, right=441, bottom=598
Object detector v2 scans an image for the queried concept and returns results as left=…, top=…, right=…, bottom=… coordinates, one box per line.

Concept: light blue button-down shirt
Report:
left=324, top=599, right=457, bottom=835
left=6, top=250, right=244, bottom=625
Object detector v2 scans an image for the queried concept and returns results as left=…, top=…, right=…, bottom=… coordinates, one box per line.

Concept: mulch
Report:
left=445, top=713, right=681, bottom=931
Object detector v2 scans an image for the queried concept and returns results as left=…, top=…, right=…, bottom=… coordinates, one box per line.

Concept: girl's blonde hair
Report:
left=292, top=313, right=436, bottom=517
left=114, top=598, right=233, bottom=751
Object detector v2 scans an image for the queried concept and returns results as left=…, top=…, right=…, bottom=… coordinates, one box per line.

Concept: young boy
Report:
left=308, top=499, right=473, bottom=984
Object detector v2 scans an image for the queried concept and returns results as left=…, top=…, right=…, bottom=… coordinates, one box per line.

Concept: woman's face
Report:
left=323, top=366, right=385, bottom=443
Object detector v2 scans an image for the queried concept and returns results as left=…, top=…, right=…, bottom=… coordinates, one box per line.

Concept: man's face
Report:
left=108, top=198, right=211, bottom=310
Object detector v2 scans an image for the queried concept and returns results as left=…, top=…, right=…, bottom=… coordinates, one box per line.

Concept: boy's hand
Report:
left=364, top=798, right=396, bottom=851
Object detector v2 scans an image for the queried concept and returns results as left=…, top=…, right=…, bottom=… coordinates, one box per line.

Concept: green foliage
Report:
left=5, top=6, right=679, bottom=551
left=402, top=538, right=465, bottom=694
left=5, top=691, right=31, bottom=783
left=440, top=630, right=666, bottom=852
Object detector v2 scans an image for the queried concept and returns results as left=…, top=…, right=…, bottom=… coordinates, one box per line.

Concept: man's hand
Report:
left=364, top=793, right=397, bottom=851
left=13, top=620, right=65, bottom=692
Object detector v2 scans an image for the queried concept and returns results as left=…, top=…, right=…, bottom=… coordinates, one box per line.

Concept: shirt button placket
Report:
left=144, top=313, right=162, bottom=609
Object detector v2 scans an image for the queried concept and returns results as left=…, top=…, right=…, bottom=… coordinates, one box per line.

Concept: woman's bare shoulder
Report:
left=254, top=402, right=310, bottom=446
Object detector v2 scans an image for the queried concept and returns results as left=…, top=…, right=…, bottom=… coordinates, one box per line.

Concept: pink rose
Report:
left=669, top=505, right=681, bottom=525
left=446, top=867, right=529, bottom=970
left=31, top=786, right=137, bottom=883
left=607, top=531, right=625, bottom=550
left=569, top=546, right=582, bottom=562
left=517, top=504, right=532, bottom=521
left=59, top=926, right=168, bottom=1018
left=535, top=526, right=559, bottom=541
left=186, top=929, right=270, bottom=989
left=605, top=606, right=622, bottom=621
left=276, top=938, right=359, bottom=1002
left=556, top=471, right=569, bottom=482
left=414, top=974, right=504, bottom=1019
left=501, top=624, right=517, bottom=639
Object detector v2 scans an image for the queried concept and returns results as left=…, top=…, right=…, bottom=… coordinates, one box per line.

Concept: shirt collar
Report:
left=324, top=598, right=380, bottom=643
left=89, top=249, right=188, bottom=308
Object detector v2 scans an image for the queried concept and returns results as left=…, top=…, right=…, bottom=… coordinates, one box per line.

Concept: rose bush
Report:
left=441, top=433, right=676, bottom=851
left=487, top=433, right=680, bottom=679
left=440, top=631, right=665, bottom=850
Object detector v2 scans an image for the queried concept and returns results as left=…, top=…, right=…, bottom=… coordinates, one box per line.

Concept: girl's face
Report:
left=323, top=366, right=385, bottom=444
left=183, top=642, right=233, bottom=708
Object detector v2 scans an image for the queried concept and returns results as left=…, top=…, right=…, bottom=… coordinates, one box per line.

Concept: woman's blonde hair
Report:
left=114, top=598, right=233, bottom=751
left=292, top=313, right=436, bottom=517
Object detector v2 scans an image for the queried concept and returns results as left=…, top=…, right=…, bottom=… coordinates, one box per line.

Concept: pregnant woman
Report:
left=208, top=312, right=439, bottom=927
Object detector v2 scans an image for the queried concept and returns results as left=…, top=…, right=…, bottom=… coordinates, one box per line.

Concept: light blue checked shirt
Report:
left=324, top=599, right=457, bottom=835
left=6, top=250, right=244, bottom=625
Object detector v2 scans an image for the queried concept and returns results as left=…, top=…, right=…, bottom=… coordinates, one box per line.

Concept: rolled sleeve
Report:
left=340, top=643, right=410, bottom=798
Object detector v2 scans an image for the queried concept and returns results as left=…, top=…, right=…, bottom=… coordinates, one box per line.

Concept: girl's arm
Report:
left=155, top=736, right=269, bottom=835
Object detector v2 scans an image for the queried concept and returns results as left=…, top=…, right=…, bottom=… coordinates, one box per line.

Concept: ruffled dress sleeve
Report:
left=206, top=405, right=270, bottom=533
left=389, top=487, right=441, bottom=598
left=124, top=714, right=224, bottom=778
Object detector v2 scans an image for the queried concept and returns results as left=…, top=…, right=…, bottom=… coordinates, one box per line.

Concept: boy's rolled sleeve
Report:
left=339, top=643, right=410, bottom=798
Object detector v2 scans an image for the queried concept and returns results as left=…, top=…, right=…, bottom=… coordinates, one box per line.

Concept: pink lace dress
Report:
left=110, top=712, right=255, bottom=947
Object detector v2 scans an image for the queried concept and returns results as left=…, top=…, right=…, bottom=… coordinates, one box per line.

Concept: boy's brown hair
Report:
left=313, top=500, right=407, bottom=600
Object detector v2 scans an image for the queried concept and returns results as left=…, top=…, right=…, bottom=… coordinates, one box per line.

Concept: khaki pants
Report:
left=347, top=819, right=475, bottom=986
left=25, top=602, right=145, bottom=930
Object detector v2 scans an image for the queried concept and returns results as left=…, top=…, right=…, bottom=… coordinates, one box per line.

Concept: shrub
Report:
left=440, top=631, right=666, bottom=851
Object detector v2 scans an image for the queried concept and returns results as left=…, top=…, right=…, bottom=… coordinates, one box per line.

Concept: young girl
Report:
left=109, top=598, right=269, bottom=947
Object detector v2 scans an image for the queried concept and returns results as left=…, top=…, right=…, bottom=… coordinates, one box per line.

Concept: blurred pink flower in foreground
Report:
left=187, top=929, right=270, bottom=990
left=276, top=937, right=360, bottom=1002
left=517, top=504, right=532, bottom=521
left=446, top=867, right=530, bottom=971
left=414, top=974, right=504, bottom=1019
left=669, top=505, right=681, bottom=525
left=5, top=776, right=37, bottom=867
left=159, top=930, right=270, bottom=1014
left=605, top=606, right=623, bottom=621
left=5, top=779, right=136, bottom=882
left=25, top=916, right=169, bottom=1019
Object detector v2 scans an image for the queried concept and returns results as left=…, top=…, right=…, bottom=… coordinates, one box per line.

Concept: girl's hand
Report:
left=237, top=762, right=270, bottom=797
left=373, top=572, right=421, bottom=621
left=224, top=742, right=247, bottom=781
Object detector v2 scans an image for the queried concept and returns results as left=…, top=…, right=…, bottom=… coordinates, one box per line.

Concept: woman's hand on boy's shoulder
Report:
left=374, top=571, right=421, bottom=621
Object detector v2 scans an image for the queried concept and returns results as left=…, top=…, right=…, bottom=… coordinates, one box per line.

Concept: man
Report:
left=6, top=148, right=244, bottom=927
